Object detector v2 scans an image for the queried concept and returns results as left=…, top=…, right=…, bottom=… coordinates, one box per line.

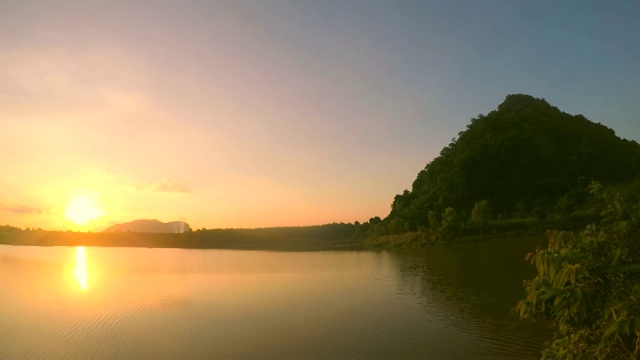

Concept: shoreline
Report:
left=0, top=217, right=588, bottom=251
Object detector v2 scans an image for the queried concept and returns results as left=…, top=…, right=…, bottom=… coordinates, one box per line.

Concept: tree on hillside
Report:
left=470, top=200, right=493, bottom=227
left=438, top=207, right=461, bottom=239
left=428, top=210, right=440, bottom=232
left=389, top=218, right=406, bottom=235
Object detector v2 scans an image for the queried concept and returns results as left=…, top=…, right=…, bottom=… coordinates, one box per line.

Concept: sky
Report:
left=1, top=0, right=639, bottom=231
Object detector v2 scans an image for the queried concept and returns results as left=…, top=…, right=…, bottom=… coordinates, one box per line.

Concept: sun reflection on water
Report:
left=74, top=246, right=88, bottom=291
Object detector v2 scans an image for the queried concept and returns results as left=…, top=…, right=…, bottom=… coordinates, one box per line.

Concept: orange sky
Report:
left=0, top=43, right=423, bottom=230
left=1, top=1, right=638, bottom=231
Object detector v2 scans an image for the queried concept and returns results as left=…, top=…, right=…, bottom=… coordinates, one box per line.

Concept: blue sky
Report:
left=1, top=0, right=638, bottom=230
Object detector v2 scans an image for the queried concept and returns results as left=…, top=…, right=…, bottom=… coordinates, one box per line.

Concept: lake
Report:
left=0, top=237, right=548, bottom=359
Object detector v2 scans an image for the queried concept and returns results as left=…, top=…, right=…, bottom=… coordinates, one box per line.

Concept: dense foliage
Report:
left=516, top=181, right=640, bottom=359
left=384, top=94, right=640, bottom=234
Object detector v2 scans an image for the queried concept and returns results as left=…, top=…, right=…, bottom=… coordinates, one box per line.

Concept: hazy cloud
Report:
left=0, top=204, right=43, bottom=214
left=137, top=179, right=191, bottom=193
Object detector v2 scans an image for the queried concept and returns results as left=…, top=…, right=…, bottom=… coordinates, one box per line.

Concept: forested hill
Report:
left=386, top=94, right=640, bottom=231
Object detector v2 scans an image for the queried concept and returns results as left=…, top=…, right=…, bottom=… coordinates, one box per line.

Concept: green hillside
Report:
left=384, top=94, right=640, bottom=233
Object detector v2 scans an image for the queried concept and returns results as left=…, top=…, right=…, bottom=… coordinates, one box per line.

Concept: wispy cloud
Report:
left=0, top=204, right=43, bottom=214
left=137, top=179, right=191, bottom=193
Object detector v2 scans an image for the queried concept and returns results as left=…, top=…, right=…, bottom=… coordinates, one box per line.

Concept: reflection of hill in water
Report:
left=389, top=235, right=550, bottom=359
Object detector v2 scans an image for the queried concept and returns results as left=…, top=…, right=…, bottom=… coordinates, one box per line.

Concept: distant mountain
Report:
left=104, top=219, right=191, bottom=233
left=386, top=94, right=640, bottom=229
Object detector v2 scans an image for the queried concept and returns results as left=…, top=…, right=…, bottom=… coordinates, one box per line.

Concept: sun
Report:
left=65, top=196, right=103, bottom=226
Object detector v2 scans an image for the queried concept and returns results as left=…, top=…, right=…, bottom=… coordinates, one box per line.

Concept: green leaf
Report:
left=603, top=321, right=619, bottom=338
left=618, top=319, right=630, bottom=335
left=611, top=247, right=621, bottom=265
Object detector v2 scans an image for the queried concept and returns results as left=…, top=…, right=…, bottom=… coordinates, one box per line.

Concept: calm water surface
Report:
left=0, top=238, right=548, bottom=359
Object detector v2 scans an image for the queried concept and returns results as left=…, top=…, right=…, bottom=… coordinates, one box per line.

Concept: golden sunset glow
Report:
left=73, top=246, right=88, bottom=291
left=0, top=1, right=636, bottom=234
left=65, top=196, right=102, bottom=226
